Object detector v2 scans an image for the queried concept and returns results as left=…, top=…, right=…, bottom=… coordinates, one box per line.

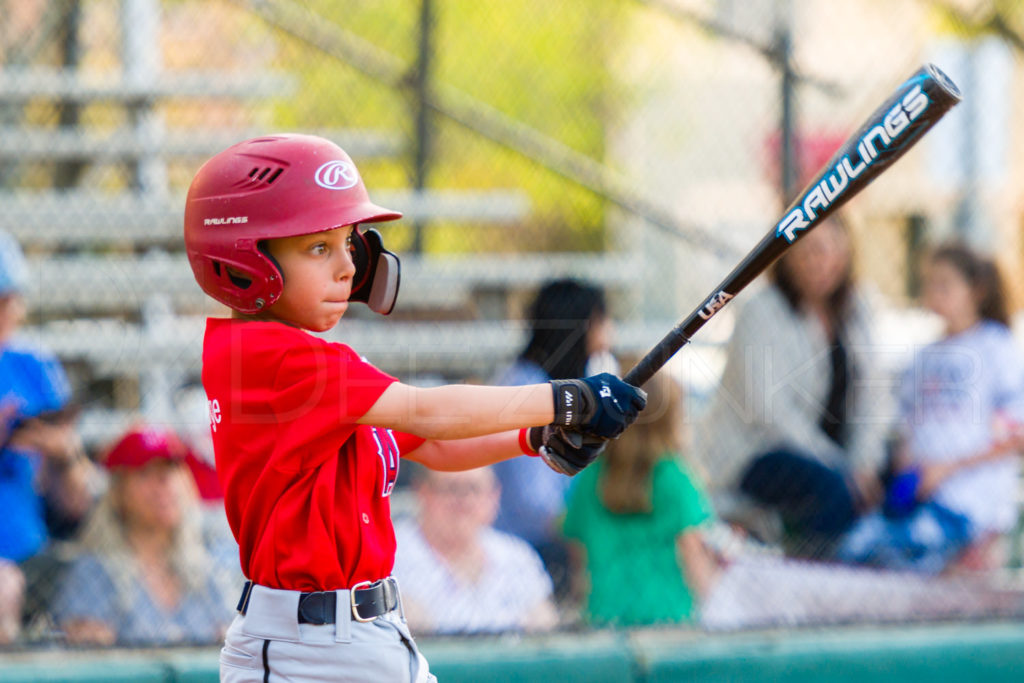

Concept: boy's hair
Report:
left=520, top=278, right=607, bottom=380
left=930, top=241, right=1010, bottom=327
left=599, top=369, right=685, bottom=514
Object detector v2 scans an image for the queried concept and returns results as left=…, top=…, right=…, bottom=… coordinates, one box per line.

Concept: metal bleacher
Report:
left=0, top=125, right=403, bottom=167
left=0, top=188, right=529, bottom=249
left=3, top=1, right=649, bottom=449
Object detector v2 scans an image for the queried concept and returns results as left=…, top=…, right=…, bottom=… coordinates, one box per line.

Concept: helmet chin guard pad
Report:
left=349, top=227, right=400, bottom=315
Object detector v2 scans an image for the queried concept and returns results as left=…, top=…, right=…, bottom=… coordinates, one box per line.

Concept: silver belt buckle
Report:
left=350, top=580, right=376, bottom=623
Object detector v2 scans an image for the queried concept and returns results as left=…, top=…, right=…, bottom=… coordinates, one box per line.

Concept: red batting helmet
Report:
left=184, top=134, right=402, bottom=314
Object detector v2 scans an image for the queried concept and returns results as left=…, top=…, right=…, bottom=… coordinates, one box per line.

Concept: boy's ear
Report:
left=349, top=228, right=400, bottom=315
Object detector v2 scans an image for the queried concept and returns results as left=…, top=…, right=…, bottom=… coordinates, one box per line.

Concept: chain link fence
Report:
left=3, top=0, right=1024, bottom=650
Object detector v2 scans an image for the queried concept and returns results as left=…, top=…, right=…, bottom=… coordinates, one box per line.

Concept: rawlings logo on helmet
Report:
left=203, top=216, right=248, bottom=226
left=314, top=160, right=360, bottom=190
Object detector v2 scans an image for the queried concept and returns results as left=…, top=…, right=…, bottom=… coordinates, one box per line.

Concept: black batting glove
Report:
left=527, top=425, right=606, bottom=476
left=550, top=373, right=647, bottom=440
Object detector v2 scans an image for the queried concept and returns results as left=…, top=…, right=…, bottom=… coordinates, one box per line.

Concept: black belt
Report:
left=236, top=578, right=400, bottom=624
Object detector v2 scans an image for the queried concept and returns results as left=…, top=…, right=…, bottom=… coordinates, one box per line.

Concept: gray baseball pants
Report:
left=219, top=583, right=435, bottom=682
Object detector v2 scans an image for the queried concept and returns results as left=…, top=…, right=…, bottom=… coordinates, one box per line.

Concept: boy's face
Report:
left=263, top=225, right=357, bottom=332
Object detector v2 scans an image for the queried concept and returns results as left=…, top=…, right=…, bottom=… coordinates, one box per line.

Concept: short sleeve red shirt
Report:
left=202, top=318, right=424, bottom=592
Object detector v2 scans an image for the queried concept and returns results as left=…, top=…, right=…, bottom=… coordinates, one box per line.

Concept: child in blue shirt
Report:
left=0, top=231, right=93, bottom=642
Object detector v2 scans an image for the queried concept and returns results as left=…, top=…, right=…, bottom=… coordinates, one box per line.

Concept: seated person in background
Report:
left=393, top=466, right=558, bottom=635
left=0, top=230, right=95, bottom=643
left=839, top=243, right=1024, bottom=574
left=492, top=278, right=617, bottom=600
left=563, top=369, right=718, bottom=627
left=693, top=218, right=889, bottom=558
left=52, top=426, right=233, bottom=646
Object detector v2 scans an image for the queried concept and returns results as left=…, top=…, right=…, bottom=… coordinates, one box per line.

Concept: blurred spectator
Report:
left=839, top=243, right=1024, bottom=574
left=563, top=369, right=717, bottom=627
left=693, top=218, right=889, bottom=558
left=393, top=466, right=557, bottom=635
left=173, top=384, right=241, bottom=587
left=492, top=278, right=615, bottom=599
left=52, top=426, right=233, bottom=646
left=0, top=230, right=95, bottom=643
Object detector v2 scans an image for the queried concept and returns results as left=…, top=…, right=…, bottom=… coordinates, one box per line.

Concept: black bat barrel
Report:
left=624, top=64, right=961, bottom=388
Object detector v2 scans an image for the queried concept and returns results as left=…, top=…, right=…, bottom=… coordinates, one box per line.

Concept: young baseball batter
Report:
left=183, top=134, right=646, bottom=683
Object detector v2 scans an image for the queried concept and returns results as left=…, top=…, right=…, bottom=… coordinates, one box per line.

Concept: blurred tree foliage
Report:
left=268, top=0, right=628, bottom=254
left=931, top=0, right=1024, bottom=46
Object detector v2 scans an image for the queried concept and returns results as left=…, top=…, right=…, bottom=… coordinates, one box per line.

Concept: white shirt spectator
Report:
left=693, top=283, right=890, bottom=492
left=393, top=517, right=554, bottom=635
left=899, top=320, right=1024, bottom=533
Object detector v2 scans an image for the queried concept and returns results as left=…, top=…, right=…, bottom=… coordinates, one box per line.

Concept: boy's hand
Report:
left=532, top=426, right=605, bottom=476
left=549, top=373, right=647, bottom=440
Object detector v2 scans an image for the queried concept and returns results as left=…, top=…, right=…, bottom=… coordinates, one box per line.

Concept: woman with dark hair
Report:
left=693, top=219, right=890, bottom=557
left=492, top=278, right=615, bottom=600
left=839, top=242, right=1024, bottom=573
left=517, top=279, right=612, bottom=381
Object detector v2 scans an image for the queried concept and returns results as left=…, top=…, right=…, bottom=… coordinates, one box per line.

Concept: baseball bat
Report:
left=623, top=63, right=961, bottom=388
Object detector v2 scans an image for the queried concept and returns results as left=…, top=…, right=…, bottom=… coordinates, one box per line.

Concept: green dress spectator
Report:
left=563, top=371, right=717, bottom=627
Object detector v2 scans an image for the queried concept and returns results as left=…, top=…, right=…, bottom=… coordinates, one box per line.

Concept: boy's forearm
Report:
left=417, top=384, right=554, bottom=438
left=363, top=383, right=553, bottom=441
left=405, top=430, right=528, bottom=471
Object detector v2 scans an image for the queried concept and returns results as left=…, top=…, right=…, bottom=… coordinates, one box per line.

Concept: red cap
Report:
left=103, top=427, right=188, bottom=470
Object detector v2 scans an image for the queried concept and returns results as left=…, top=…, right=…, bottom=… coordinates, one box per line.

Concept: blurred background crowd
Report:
left=4, top=0, right=1024, bottom=652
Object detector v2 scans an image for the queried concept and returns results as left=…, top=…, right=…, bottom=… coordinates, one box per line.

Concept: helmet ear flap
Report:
left=256, top=241, right=284, bottom=287
left=349, top=227, right=400, bottom=315
left=189, top=247, right=283, bottom=314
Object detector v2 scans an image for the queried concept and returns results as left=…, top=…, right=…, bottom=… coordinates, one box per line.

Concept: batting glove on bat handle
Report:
left=529, top=425, right=606, bottom=476
left=523, top=424, right=591, bottom=454
left=550, top=373, right=647, bottom=440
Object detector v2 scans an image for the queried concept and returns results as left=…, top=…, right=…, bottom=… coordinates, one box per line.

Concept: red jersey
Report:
left=202, top=318, right=423, bottom=592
